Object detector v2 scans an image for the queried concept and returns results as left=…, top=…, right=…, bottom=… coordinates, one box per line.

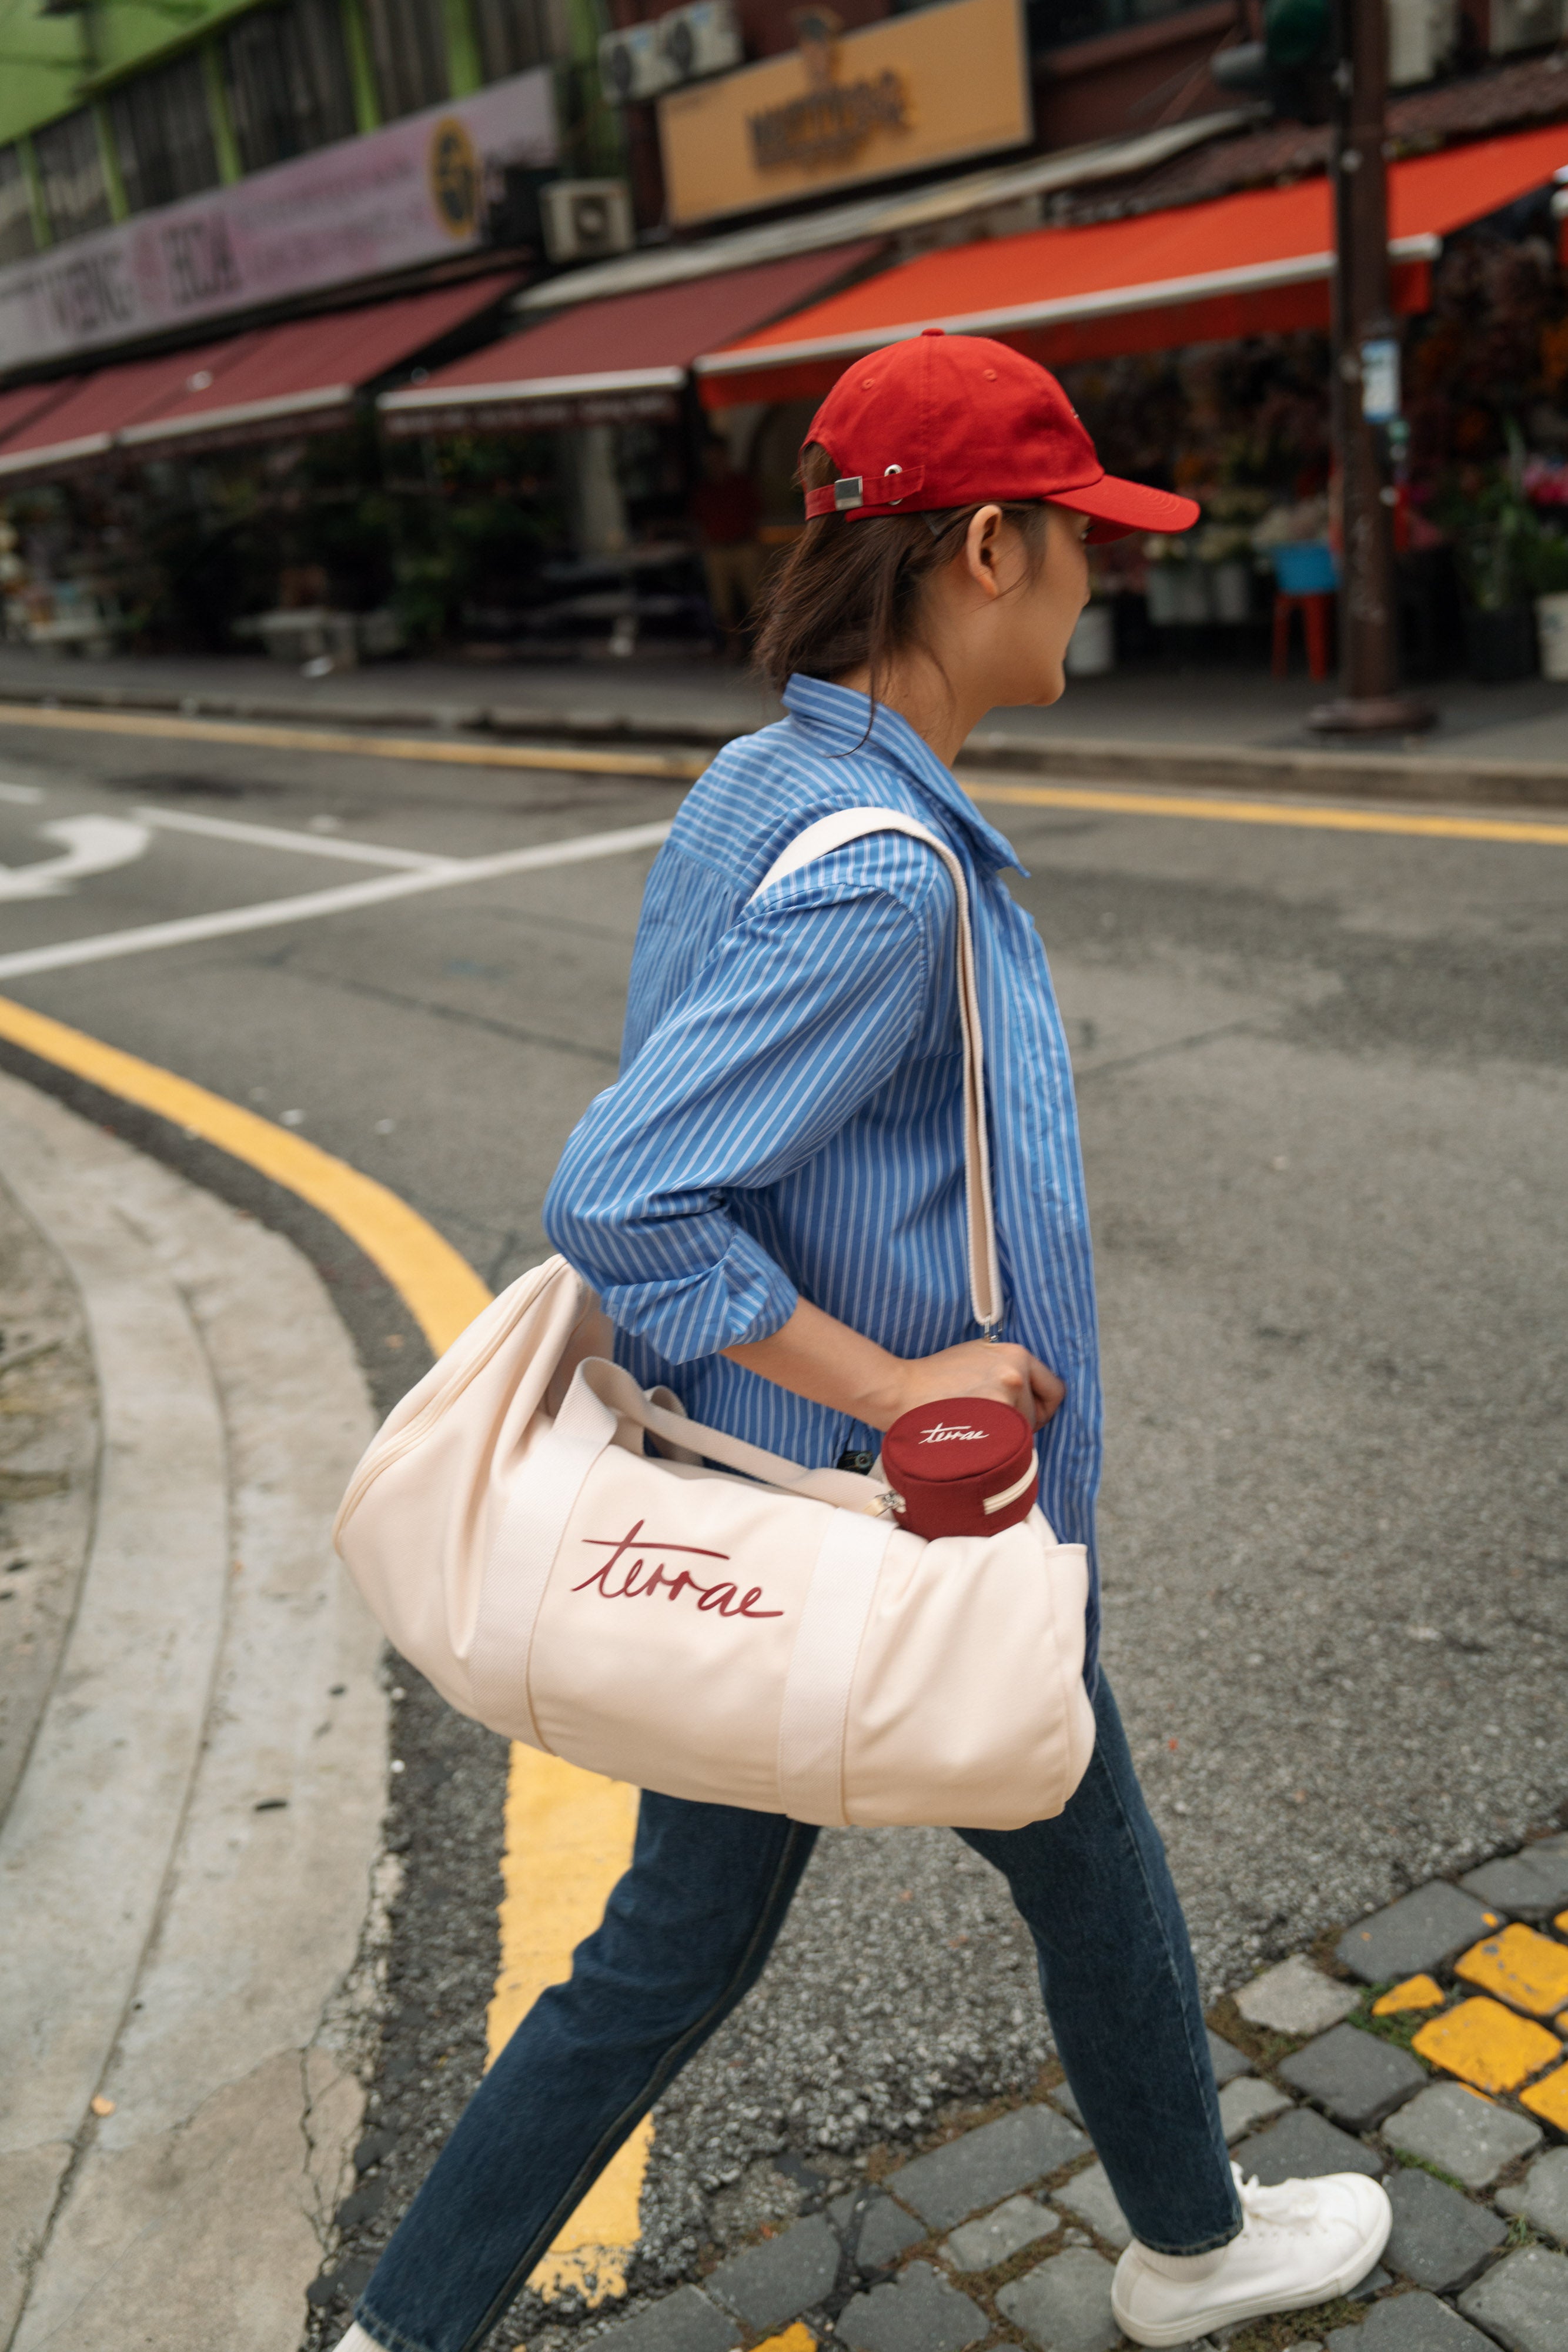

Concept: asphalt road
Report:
left=0, top=710, right=1563, bottom=2344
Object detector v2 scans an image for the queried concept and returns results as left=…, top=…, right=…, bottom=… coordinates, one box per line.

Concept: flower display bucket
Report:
left=1271, top=541, right=1339, bottom=595
left=1534, top=592, right=1568, bottom=683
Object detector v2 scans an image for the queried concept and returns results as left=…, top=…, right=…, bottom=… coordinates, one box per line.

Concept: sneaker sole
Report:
left=1111, top=2206, right=1393, bottom=2350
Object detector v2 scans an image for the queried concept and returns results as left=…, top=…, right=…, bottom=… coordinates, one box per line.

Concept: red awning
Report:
left=0, top=342, right=244, bottom=478
left=379, top=246, right=883, bottom=433
left=0, top=274, right=520, bottom=480
left=0, top=377, right=87, bottom=452
left=121, top=274, right=521, bottom=456
left=696, top=122, right=1568, bottom=408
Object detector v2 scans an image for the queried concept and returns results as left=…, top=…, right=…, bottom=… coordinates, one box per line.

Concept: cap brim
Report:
left=1049, top=475, right=1200, bottom=544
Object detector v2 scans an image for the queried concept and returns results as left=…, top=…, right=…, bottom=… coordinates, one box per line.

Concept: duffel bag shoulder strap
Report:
left=559, top=1357, right=891, bottom=1515
left=748, top=808, right=1001, bottom=1335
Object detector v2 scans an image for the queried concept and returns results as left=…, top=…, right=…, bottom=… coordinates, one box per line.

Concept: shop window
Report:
left=222, top=0, right=358, bottom=173
left=472, top=0, right=557, bottom=81
left=1028, top=0, right=1214, bottom=49
left=34, top=111, right=113, bottom=244
left=0, top=146, right=36, bottom=265
left=109, top=54, right=221, bottom=213
left=362, top=0, right=451, bottom=120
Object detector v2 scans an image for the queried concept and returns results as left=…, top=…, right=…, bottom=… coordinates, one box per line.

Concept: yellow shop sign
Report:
left=658, top=0, right=1031, bottom=228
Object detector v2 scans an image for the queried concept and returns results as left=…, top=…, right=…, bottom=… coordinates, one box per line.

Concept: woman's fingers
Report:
left=1029, top=1358, right=1067, bottom=1424
left=888, top=1340, right=1063, bottom=1431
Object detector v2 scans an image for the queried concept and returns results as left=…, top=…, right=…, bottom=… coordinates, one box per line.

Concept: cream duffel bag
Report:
left=333, top=808, right=1096, bottom=1829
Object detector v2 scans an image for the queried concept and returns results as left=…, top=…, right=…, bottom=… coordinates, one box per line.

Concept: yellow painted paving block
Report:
left=1455, top=1923, right=1568, bottom=2020
left=1520, top=2062, right=1568, bottom=2133
left=1413, top=1996, right=1563, bottom=2094
left=1372, top=1974, right=1446, bottom=2016
left=751, top=2327, right=819, bottom=2352
left=489, top=1748, right=645, bottom=2304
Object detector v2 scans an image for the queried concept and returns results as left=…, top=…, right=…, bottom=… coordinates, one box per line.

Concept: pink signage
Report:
left=0, top=71, right=556, bottom=370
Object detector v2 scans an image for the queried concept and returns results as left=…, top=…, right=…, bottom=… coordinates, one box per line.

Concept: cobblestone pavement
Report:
left=420, top=1833, right=1568, bottom=2352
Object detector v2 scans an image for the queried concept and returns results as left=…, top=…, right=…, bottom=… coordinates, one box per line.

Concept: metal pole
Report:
left=1309, top=0, right=1432, bottom=733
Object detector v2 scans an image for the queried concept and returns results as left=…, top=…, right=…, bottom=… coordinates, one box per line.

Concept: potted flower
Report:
left=1445, top=472, right=1536, bottom=683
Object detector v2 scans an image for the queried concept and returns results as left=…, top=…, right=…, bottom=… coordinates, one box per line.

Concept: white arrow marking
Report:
left=0, top=816, right=152, bottom=901
left=0, top=819, right=674, bottom=979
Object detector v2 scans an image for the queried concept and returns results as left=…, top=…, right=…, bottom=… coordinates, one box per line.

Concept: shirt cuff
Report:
left=598, top=1225, right=800, bottom=1364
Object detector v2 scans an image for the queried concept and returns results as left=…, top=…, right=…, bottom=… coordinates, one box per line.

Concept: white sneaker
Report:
left=1111, top=2163, right=1392, bottom=2348
left=332, top=2327, right=380, bottom=2352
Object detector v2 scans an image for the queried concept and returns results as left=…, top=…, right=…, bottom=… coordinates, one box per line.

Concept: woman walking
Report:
left=335, top=332, right=1390, bottom=2352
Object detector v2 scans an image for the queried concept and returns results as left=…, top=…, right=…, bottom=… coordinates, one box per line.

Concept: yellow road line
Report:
left=0, top=990, right=644, bottom=2307
left=489, top=1755, right=652, bottom=2300
left=5, top=695, right=1565, bottom=840
left=961, top=777, right=1568, bottom=846
left=0, top=697, right=707, bottom=781
left=0, top=995, right=489, bottom=1351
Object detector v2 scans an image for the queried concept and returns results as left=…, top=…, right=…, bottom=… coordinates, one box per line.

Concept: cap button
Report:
left=920, top=326, right=945, bottom=338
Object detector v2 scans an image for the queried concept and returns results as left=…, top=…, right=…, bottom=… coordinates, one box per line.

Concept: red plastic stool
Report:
left=1272, top=589, right=1335, bottom=681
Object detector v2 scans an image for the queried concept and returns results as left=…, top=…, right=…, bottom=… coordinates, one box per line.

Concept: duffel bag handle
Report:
left=557, top=1357, right=894, bottom=1517
left=749, top=808, right=1001, bottom=1335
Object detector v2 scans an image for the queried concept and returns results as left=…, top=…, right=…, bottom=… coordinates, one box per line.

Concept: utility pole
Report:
left=1309, top=0, right=1432, bottom=733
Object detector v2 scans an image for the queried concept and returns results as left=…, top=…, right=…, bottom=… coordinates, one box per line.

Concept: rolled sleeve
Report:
left=543, top=879, right=930, bottom=1364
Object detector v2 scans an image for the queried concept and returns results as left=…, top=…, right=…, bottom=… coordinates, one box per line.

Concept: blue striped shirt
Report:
left=544, top=672, right=1102, bottom=1685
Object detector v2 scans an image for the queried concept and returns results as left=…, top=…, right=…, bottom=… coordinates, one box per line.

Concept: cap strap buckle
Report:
left=832, top=476, right=864, bottom=511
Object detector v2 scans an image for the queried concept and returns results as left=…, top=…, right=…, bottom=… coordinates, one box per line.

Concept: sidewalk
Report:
left=563, top=1856, right=1568, bottom=2352
left=0, top=1072, right=387, bottom=2352
left=1, top=645, right=1566, bottom=806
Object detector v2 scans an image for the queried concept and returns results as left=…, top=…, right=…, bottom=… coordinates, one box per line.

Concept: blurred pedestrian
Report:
left=691, top=434, right=762, bottom=655
left=333, top=335, right=1390, bottom=2352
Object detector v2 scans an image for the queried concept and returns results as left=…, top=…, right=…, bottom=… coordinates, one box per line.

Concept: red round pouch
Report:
left=882, top=1396, right=1038, bottom=1539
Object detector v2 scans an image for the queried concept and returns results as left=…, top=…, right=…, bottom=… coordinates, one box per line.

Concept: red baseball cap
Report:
left=802, top=329, right=1198, bottom=543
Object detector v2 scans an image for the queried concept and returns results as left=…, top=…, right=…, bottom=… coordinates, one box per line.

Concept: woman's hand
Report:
left=868, top=1339, right=1065, bottom=1434
left=724, top=1302, right=1065, bottom=1434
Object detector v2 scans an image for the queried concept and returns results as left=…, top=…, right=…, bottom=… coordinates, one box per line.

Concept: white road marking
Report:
left=0, top=781, right=43, bottom=804
left=0, top=817, right=151, bottom=902
left=0, top=820, right=674, bottom=981
left=135, top=804, right=460, bottom=871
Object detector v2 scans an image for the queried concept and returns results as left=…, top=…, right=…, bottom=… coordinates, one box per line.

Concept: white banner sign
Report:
left=0, top=71, right=556, bottom=371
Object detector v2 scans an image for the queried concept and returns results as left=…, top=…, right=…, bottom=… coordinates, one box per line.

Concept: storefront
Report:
left=0, top=273, right=521, bottom=656
left=691, top=121, right=1568, bottom=683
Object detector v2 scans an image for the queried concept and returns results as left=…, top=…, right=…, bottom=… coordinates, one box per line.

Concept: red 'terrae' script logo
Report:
left=571, top=1521, right=784, bottom=1619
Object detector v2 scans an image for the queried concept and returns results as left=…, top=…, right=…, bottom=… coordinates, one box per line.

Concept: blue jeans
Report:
left=357, top=1679, right=1239, bottom=2352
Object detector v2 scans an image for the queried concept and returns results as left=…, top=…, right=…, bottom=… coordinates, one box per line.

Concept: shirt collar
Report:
left=781, top=674, right=1024, bottom=876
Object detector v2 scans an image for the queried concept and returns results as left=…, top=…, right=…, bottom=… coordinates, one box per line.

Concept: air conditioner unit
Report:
left=600, top=1, right=742, bottom=104
left=599, top=22, right=679, bottom=103
left=1489, top=0, right=1566, bottom=54
left=539, top=179, right=636, bottom=265
left=657, top=1, right=743, bottom=85
left=1386, top=0, right=1457, bottom=85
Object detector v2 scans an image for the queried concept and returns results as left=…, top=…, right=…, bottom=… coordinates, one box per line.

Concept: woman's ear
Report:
left=962, top=505, right=1006, bottom=600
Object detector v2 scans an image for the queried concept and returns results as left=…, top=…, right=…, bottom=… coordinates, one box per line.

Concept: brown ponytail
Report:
left=753, top=441, right=1050, bottom=701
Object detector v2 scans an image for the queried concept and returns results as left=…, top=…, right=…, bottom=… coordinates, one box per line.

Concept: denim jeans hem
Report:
left=354, top=2303, right=427, bottom=2352
left=1131, top=2216, right=1245, bottom=2259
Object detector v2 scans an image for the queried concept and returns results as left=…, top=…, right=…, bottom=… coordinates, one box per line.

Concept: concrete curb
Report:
left=0, top=1073, right=387, bottom=2352
left=2, top=680, right=1565, bottom=808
